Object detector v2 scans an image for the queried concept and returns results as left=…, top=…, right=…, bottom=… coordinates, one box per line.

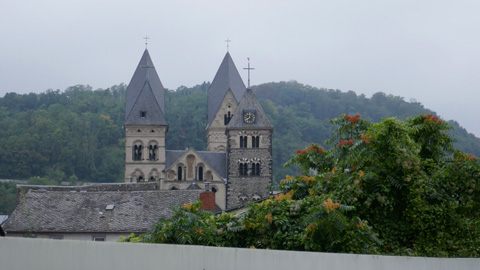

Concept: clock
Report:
left=243, top=110, right=256, bottom=124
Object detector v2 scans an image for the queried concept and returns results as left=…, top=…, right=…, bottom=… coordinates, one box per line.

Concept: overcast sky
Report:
left=1, top=0, right=479, bottom=136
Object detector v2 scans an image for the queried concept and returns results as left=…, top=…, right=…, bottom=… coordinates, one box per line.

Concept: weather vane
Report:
left=225, top=38, right=231, bottom=52
left=243, top=57, right=255, bottom=88
left=143, top=35, right=150, bottom=48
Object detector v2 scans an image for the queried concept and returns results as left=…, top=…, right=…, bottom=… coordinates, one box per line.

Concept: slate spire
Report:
left=206, top=52, right=246, bottom=127
left=124, top=49, right=167, bottom=126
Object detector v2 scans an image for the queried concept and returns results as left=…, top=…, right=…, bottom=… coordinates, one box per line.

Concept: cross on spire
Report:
left=225, top=38, right=231, bottom=52
left=143, top=35, right=150, bottom=48
left=243, top=57, right=255, bottom=88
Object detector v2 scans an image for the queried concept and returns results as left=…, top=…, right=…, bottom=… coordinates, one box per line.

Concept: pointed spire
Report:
left=124, top=80, right=168, bottom=125
left=227, top=89, right=273, bottom=129
left=125, top=49, right=167, bottom=126
left=207, top=52, right=246, bottom=127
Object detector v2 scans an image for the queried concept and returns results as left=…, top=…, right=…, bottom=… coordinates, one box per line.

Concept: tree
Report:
left=125, top=114, right=480, bottom=257
left=286, top=114, right=480, bottom=256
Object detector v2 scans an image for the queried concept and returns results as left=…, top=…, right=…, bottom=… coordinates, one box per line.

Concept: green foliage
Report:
left=129, top=198, right=380, bottom=253
left=253, top=81, right=480, bottom=182
left=133, top=113, right=480, bottom=256
left=0, top=182, right=17, bottom=215
left=287, top=114, right=480, bottom=257
left=2, top=80, right=480, bottom=226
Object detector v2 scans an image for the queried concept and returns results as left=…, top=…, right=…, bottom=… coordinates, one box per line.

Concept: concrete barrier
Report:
left=0, top=237, right=478, bottom=270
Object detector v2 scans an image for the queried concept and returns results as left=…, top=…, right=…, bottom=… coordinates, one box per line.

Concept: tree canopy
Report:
left=1, top=81, right=480, bottom=215
left=124, top=114, right=480, bottom=257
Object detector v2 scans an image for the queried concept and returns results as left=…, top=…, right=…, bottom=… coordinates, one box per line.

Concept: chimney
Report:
left=200, top=182, right=216, bottom=212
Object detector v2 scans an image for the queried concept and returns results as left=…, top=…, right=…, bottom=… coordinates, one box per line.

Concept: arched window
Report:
left=177, top=166, right=183, bottom=181
left=148, top=144, right=158, bottom=161
left=133, top=144, right=143, bottom=161
left=224, top=105, right=232, bottom=125
left=256, top=163, right=260, bottom=176
left=240, top=136, right=248, bottom=148
left=251, top=163, right=256, bottom=176
left=239, top=163, right=248, bottom=176
left=252, top=136, right=259, bottom=148
left=239, top=163, right=244, bottom=176
left=198, top=166, right=204, bottom=181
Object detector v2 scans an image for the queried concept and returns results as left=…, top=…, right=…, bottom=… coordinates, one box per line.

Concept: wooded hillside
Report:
left=0, top=81, right=479, bottom=214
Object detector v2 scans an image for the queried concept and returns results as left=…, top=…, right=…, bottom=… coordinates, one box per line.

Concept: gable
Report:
left=208, top=90, right=238, bottom=129
left=165, top=149, right=227, bottom=180
left=207, top=52, right=246, bottom=127
left=227, top=89, right=273, bottom=129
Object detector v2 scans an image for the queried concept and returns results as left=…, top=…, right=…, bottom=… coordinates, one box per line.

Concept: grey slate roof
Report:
left=207, top=52, right=246, bottom=127
left=4, top=185, right=202, bottom=233
left=165, top=150, right=227, bottom=179
left=227, top=89, right=274, bottom=129
left=124, top=81, right=168, bottom=125
left=125, top=49, right=167, bottom=126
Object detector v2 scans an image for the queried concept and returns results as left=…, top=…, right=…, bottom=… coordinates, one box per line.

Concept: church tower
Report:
left=225, top=89, right=274, bottom=208
left=124, top=49, right=168, bottom=182
left=206, top=52, right=246, bottom=152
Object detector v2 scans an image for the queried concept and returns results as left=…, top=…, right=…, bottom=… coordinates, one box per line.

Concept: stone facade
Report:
left=124, top=125, right=167, bottom=182
left=226, top=131, right=273, bottom=208
left=123, top=50, right=272, bottom=210
left=206, top=90, right=238, bottom=152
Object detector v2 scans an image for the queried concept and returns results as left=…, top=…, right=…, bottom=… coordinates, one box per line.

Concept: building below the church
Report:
left=3, top=48, right=274, bottom=241
left=3, top=183, right=215, bottom=241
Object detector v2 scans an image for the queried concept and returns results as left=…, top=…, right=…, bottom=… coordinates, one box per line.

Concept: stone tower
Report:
left=206, top=52, right=246, bottom=152
left=225, top=89, right=274, bottom=208
left=124, top=49, right=168, bottom=182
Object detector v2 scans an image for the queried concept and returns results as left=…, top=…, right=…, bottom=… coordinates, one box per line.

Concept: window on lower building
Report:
left=92, top=235, right=106, bottom=242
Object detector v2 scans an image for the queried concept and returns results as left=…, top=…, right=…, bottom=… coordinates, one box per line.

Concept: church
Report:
left=3, top=48, right=274, bottom=241
left=123, top=49, right=274, bottom=210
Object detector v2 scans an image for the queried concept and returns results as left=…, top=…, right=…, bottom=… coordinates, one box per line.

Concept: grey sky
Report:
left=1, top=0, right=479, bottom=136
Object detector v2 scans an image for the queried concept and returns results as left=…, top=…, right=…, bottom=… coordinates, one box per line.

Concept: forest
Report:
left=0, top=81, right=479, bottom=214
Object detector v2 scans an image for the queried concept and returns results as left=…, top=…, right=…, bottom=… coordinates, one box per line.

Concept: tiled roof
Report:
left=227, top=89, right=273, bottom=129
left=196, top=151, right=227, bottom=179
left=4, top=185, right=202, bottom=233
left=207, top=52, right=246, bottom=128
left=125, top=49, right=167, bottom=126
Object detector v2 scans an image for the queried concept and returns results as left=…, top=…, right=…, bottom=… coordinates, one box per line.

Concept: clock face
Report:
left=243, top=111, right=256, bottom=124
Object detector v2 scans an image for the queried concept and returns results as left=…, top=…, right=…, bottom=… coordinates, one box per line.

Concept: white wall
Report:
left=0, top=237, right=478, bottom=270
